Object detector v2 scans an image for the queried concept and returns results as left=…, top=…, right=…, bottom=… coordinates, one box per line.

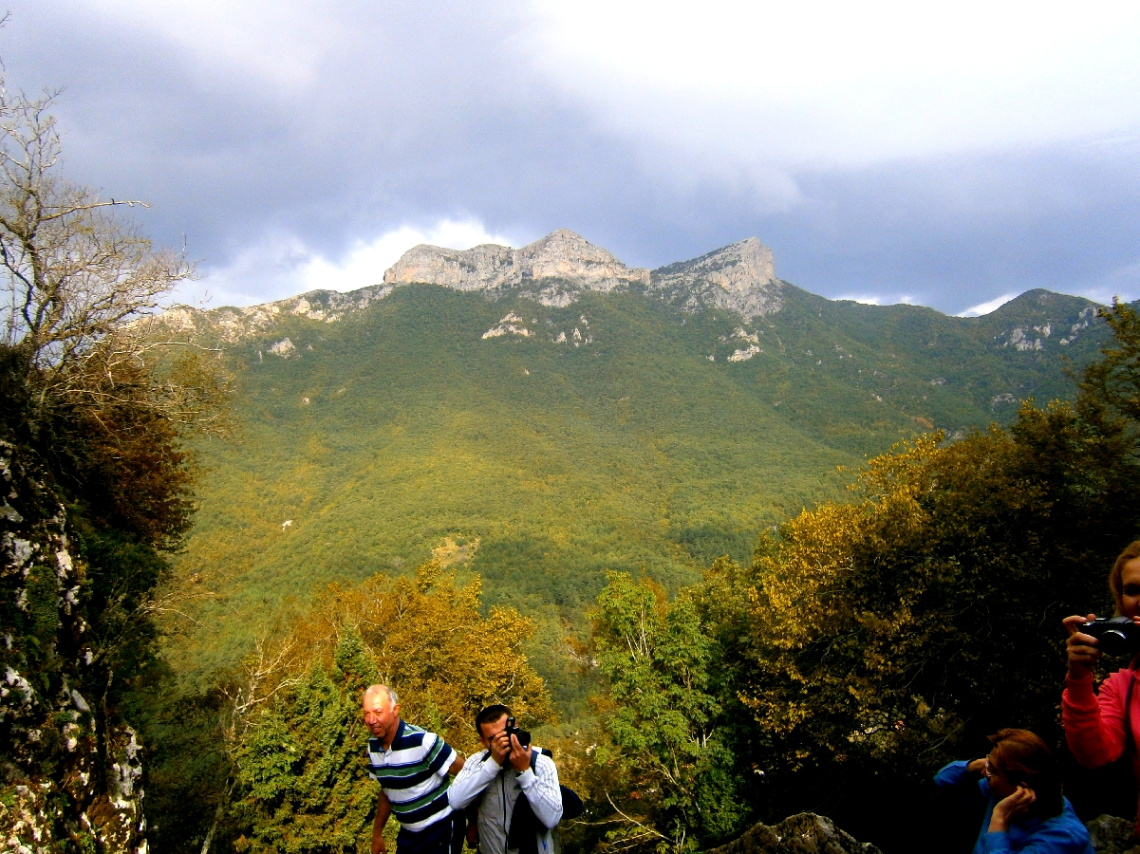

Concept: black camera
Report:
left=1080, top=617, right=1140, bottom=656
left=504, top=716, right=531, bottom=749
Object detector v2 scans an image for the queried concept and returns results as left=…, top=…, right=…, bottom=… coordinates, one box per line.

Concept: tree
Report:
left=1, top=78, right=191, bottom=396
left=0, top=67, right=228, bottom=852
left=224, top=563, right=554, bottom=853
left=589, top=572, right=746, bottom=854
left=1077, top=300, right=1140, bottom=459
left=230, top=632, right=379, bottom=854
left=0, top=73, right=228, bottom=483
left=722, top=388, right=1140, bottom=851
left=747, top=419, right=1125, bottom=749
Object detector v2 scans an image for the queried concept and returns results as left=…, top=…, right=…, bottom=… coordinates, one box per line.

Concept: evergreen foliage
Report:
left=190, top=563, right=554, bottom=853
left=231, top=639, right=376, bottom=854
left=576, top=300, right=1140, bottom=853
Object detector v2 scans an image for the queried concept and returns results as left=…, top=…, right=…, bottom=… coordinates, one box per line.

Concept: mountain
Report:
left=648, top=236, right=780, bottom=317
left=161, top=231, right=1112, bottom=702
left=384, top=228, right=651, bottom=301
left=159, top=230, right=783, bottom=340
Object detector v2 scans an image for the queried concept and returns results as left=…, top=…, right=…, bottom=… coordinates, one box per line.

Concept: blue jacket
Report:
left=934, top=761, right=1093, bottom=854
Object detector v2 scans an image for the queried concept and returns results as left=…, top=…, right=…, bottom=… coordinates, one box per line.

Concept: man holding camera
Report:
left=362, top=685, right=466, bottom=854
left=448, top=704, right=563, bottom=854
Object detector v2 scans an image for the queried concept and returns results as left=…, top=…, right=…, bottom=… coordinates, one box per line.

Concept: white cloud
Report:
left=296, top=220, right=517, bottom=293
left=835, top=293, right=919, bottom=307
left=186, top=219, right=518, bottom=308
left=526, top=0, right=1140, bottom=170
left=957, top=293, right=1019, bottom=317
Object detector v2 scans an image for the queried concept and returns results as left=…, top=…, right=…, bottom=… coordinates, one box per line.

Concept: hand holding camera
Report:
left=1063, top=613, right=1140, bottom=680
left=1078, top=617, right=1140, bottom=656
left=503, top=717, right=532, bottom=773
left=487, top=717, right=532, bottom=771
left=504, top=716, right=531, bottom=749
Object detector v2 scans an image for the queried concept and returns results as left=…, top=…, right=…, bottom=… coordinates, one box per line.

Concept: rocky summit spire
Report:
left=382, top=229, right=650, bottom=306
left=649, top=237, right=782, bottom=318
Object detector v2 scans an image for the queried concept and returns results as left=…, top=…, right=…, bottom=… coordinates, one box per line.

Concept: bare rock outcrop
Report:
left=0, top=442, right=146, bottom=854
left=158, top=230, right=785, bottom=341
left=702, top=813, right=881, bottom=854
left=153, top=284, right=395, bottom=343
left=650, top=237, right=783, bottom=319
left=383, top=228, right=651, bottom=306
left=1085, top=815, right=1140, bottom=854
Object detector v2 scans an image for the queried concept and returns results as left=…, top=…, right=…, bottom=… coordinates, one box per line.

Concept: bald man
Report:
left=362, top=685, right=465, bottom=854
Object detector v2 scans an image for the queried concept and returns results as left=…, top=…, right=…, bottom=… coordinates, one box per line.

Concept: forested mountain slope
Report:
left=163, top=232, right=1112, bottom=695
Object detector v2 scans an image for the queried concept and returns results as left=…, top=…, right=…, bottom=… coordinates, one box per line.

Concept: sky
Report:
left=5, top=1, right=1140, bottom=316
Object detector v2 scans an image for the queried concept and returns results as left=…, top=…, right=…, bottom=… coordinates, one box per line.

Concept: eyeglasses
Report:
left=983, top=759, right=1003, bottom=779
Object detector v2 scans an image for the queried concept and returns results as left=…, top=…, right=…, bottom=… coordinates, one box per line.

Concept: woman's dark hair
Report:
left=1109, top=541, right=1140, bottom=615
left=988, top=728, right=1063, bottom=817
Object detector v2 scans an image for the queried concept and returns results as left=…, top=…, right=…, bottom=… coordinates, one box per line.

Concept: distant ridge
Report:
left=166, top=230, right=787, bottom=342
left=649, top=236, right=781, bottom=318
left=383, top=229, right=783, bottom=317
left=384, top=228, right=651, bottom=306
left=164, top=231, right=1107, bottom=359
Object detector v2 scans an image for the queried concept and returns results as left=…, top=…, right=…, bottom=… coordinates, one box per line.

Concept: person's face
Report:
left=477, top=713, right=509, bottom=749
left=1121, top=558, right=1140, bottom=619
left=363, top=691, right=400, bottom=742
left=983, top=751, right=1017, bottom=800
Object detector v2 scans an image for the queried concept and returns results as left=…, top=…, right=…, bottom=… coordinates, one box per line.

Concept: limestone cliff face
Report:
left=162, top=230, right=784, bottom=339
left=0, top=442, right=146, bottom=853
left=383, top=229, right=651, bottom=307
left=650, top=237, right=782, bottom=318
left=382, top=229, right=783, bottom=316
left=156, top=284, right=395, bottom=343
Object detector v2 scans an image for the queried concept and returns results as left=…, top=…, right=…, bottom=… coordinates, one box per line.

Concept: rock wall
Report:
left=650, top=237, right=782, bottom=318
left=0, top=441, right=147, bottom=854
left=1085, top=815, right=1140, bottom=854
left=384, top=228, right=651, bottom=303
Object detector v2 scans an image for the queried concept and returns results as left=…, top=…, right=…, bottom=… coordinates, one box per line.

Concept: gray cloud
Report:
left=5, top=1, right=1140, bottom=315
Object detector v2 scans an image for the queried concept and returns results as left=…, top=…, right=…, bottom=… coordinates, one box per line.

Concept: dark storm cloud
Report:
left=756, top=140, right=1140, bottom=313
left=4, top=1, right=1140, bottom=315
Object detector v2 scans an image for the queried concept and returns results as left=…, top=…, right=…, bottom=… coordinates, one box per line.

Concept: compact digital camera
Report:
left=505, top=716, right=531, bottom=749
left=1079, top=616, right=1140, bottom=656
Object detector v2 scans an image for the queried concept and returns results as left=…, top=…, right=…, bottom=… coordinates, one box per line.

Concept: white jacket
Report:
left=448, top=746, right=563, bottom=854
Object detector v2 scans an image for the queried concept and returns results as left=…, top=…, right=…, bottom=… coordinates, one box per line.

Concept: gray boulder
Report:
left=702, top=811, right=1140, bottom=854
left=702, top=813, right=882, bottom=854
left=1086, top=814, right=1140, bottom=854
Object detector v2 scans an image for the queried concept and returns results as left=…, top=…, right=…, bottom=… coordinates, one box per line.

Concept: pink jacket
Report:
left=1062, top=667, right=1140, bottom=834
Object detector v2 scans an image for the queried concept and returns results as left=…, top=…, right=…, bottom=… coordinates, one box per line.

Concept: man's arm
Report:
left=371, top=789, right=391, bottom=854
left=448, top=749, right=498, bottom=809
left=518, top=750, right=563, bottom=830
left=448, top=752, right=465, bottom=775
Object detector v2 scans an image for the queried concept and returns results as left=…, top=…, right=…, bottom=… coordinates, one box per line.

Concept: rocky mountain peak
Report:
left=164, top=231, right=787, bottom=341
left=650, top=237, right=782, bottom=318
left=379, top=229, right=785, bottom=315
left=382, top=229, right=650, bottom=305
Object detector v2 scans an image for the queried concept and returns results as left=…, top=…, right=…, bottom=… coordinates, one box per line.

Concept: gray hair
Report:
left=364, top=684, right=399, bottom=709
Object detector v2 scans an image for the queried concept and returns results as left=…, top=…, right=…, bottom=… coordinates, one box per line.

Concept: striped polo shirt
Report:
left=367, top=719, right=456, bottom=833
